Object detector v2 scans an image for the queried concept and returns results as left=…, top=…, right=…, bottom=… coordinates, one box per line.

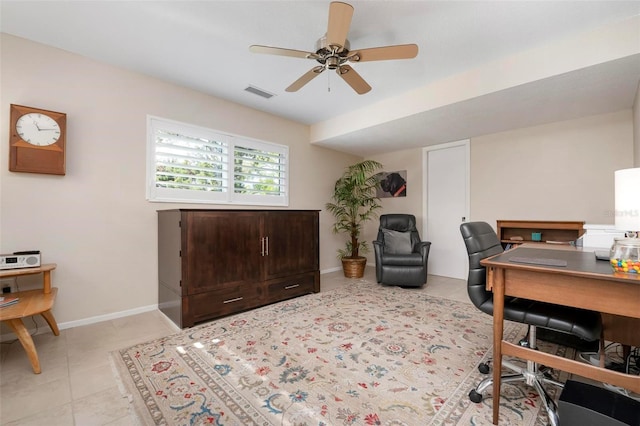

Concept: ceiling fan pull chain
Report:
left=327, top=69, right=331, bottom=92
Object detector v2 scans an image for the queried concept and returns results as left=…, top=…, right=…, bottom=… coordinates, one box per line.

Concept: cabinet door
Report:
left=183, top=211, right=263, bottom=294
left=263, top=211, right=318, bottom=280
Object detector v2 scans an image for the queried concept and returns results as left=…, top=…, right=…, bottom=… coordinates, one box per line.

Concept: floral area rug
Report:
left=111, top=280, right=572, bottom=425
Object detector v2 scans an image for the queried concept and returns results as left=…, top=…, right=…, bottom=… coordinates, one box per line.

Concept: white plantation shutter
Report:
left=147, top=116, right=288, bottom=206
left=233, top=143, right=287, bottom=196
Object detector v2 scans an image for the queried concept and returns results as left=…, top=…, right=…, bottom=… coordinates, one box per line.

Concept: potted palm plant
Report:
left=326, top=160, right=383, bottom=278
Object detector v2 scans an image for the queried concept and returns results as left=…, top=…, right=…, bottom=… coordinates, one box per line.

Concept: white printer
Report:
left=581, top=224, right=626, bottom=250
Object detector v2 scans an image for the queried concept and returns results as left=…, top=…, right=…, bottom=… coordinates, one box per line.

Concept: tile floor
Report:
left=0, top=268, right=468, bottom=425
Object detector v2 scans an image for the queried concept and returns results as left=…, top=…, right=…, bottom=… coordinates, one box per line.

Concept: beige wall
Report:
left=470, top=110, right=633, bottom=228
left=0, top=34, right=358, bottom=327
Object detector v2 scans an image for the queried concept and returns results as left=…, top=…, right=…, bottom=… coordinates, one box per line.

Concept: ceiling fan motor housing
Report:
left=315, top=36, right=353, bottom=69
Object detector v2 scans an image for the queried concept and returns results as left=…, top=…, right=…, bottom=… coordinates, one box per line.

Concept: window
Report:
left=146, top=116, right=288, bottom=206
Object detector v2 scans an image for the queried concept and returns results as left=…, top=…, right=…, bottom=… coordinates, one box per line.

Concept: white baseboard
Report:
left=58, top=304, right=159, bottom=330
left=320, top=266, right=342, bottom=274
left=0, top=304, right=158, bottom=342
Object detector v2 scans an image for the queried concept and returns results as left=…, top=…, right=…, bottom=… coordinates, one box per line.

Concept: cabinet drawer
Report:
left=265, top=273, right=316, bottom=303
left=188, top=285, right=263, bottom=323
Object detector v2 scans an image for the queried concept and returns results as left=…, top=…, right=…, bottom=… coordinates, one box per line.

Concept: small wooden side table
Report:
left=0, top=263, right=59, bottom=374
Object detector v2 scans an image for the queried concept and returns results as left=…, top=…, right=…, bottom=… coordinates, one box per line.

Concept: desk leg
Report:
left=492, top=268, right=505, bottom=425
left=5, top=318, right=41, bottom=374
left=41, top=310, right=60, bottom=336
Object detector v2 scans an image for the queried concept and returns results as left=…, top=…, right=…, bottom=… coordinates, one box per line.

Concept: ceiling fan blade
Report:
left=250, top=45, right=318, bottom=60
left=326, top=1, right=354, bottom=49
left=350, top=44, right=419, bottom=62
left=286, top=66, right=325, bottom=92
left=336, top=65, right=371, bottom=95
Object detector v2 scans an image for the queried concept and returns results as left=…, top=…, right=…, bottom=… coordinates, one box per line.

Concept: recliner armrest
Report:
left=414, top=241, right=432, bottom=259
left=373, top=240, right=384, bottom=283
left=373, top=240, right=383, bottom=257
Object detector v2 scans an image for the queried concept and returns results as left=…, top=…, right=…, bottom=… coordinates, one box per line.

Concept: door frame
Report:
left=422, top=139, right=470, bottom=278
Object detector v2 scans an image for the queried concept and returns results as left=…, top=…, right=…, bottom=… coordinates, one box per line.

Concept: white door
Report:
left=423, top=141, right=470, bottom=279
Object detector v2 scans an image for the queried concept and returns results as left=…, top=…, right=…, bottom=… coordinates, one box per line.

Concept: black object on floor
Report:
left=558, top=380, right=640, bottom=426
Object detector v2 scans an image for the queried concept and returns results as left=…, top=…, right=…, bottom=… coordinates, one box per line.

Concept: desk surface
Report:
left=483, top=247, right=639, bottom=283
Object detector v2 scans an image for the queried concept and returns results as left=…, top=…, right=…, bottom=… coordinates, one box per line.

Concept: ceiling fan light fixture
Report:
left=326, top=56, right=341, bottom=70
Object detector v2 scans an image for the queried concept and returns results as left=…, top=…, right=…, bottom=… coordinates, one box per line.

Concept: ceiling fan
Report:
left=249, top=1, right=418, bottom=95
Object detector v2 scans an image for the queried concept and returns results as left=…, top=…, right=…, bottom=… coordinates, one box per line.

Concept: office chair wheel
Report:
left=469, top=389, right=483, bottom=403
left=478, top=362, right=490, bottom=374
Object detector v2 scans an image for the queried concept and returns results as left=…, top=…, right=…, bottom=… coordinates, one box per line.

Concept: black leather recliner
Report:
left=460, top=221, right=602, bottom=426
left=373, top=214, right=431, bottom=287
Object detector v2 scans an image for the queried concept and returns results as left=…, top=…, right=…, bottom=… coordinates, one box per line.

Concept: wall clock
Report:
left=9, top=104, right=67, bottom=175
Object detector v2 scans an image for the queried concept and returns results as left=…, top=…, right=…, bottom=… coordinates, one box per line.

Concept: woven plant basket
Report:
left=341, top=257, right=367, bottom=278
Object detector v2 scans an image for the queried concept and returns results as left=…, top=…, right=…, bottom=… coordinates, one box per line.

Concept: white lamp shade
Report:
left=614, top=167, right=640, bottom=232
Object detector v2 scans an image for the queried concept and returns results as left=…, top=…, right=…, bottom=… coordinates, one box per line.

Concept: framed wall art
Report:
left=376, top=170, right=407, bottom=198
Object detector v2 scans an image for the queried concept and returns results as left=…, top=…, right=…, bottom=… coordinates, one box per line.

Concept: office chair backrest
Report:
left=460, top=221, right=504, bottom=315
left=378, top=214, right=422, bottom=250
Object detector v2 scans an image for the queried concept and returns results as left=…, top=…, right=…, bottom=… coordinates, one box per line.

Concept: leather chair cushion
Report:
left=380, top=252, right=424, bottom=266
left=477, top=296, right=602, bottom=342
left=380, top=228, right=412, bottom=254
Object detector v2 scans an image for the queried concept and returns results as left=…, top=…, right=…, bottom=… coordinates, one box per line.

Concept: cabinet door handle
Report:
left=260, top=237, right=264, bottom=256
left=284, top=284, right=300, bottom=290
left=223, top=297, right=243, bottom=304
left=265, top=236, right=269, bottom=256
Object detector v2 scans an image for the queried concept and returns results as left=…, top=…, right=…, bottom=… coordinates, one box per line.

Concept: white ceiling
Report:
left=2, top=1, right=640, bottom=156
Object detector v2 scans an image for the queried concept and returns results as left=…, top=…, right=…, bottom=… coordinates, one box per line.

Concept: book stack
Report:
left=0, top=296, right=19, bottom=308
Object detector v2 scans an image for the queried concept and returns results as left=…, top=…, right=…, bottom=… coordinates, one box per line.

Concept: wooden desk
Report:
left=481, top=247, right=640, bottom=425
left=0, top=264, right=59, bottom=374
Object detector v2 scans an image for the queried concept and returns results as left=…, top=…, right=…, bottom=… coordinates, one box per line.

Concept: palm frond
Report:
left=326, top=160, right=383, bottom=258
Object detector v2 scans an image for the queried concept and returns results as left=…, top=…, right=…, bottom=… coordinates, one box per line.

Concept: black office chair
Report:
left=373, top=214, right=431, bottom=287
left=460, top=221, right=602, bottom=426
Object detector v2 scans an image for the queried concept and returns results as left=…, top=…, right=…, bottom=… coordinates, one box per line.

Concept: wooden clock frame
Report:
left=9, top=104, right=67, bottom=175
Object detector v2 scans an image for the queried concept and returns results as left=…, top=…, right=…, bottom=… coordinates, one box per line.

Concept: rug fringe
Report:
left=109, top=351, right=144, bottom=426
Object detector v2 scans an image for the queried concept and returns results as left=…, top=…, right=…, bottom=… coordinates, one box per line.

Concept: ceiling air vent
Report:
left=244, top=85, right=275, bottom=99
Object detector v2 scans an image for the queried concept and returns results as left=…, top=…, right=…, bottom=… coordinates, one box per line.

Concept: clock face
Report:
left=15, top=113, right=61, bottom=146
